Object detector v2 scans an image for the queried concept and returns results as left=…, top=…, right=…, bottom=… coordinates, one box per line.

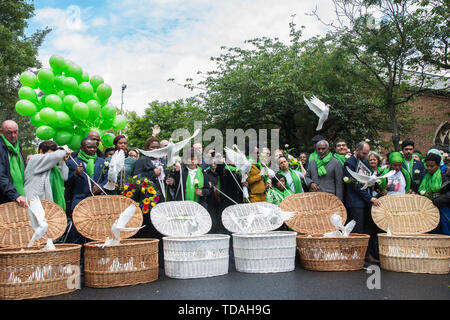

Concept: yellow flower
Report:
left=141, top=187, right=146, bottom=193
left=136, top=180, right=141, bottom=185
left=142, top=208, right=149, bottom=214
left=126, top=191, right=133, bottom=198
left=123, top=185, right=129, bottom=190
left=151, top=202, right=156, bottom=207
left=147, top=187, right=156, bottom=194
left=143, top=198, right=150, bottom=205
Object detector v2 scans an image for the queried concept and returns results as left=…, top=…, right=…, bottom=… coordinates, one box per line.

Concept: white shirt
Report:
left=283, top=169, right=303, bottom=193
left=386, top=170, right=406, bottom=195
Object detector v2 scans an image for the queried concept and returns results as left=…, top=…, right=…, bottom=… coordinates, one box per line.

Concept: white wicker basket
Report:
left=222, top=203, right=297, bottom=273
left=151, top=201, right=230, bottom=279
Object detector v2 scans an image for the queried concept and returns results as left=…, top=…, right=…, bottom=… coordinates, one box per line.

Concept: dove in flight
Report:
left=27, top=197, right=49, bottom=247
left=224, top=146, right=253, bottom=201
left=346, top=167, right=396, bottom=190
left=104, top=149, right=125, bottom=190
left=111, top=204, right=145, bottom=243
left=303, top=95, right=330, bottom=131
left=138, top=129, right=200, bottom=167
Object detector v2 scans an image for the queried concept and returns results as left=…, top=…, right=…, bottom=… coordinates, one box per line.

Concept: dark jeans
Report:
left=347, top=206, right=382, bottom=259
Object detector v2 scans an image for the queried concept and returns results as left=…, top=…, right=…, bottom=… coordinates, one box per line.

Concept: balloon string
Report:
left=69, top=155, right=108, bottom=195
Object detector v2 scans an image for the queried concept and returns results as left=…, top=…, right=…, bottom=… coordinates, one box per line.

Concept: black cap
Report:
left=312, top=135, right=325, bottom=144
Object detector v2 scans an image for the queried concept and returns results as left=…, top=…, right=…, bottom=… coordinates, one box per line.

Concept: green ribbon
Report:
left=280, top=168, right=302, bottom=193
left=316, top=152, right=333, bottom=177
left=333, top=153, right=346, bottom=166
left=266, top=187, right=291, bottom=205
left=0, top=135, right=24, bottom=196
left=77, top=150, right=97, bottom=177
left=185, top=166, right=204, bottom=202
left=402, top=158, right=414, bottom=177
left=50, top=166, right=66, bottom=211
left=308, top=151, right=318, bottom=164
left=419, top=169, right=442, bottom=199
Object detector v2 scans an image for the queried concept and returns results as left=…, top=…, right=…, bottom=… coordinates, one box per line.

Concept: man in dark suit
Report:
left=0, top=120, right=27, bottom=207
left=343, top=141, right=381, bottom=263
left=401, top=139, right=426, bottom=192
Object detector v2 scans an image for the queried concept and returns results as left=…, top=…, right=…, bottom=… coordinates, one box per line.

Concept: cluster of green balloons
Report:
left=15, top=55, right=127, bottom=150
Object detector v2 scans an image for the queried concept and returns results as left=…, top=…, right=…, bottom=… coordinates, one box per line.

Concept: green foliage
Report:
left=124, top=98, right=207, bottom=149
left=0, top=0, right=51, bottom=147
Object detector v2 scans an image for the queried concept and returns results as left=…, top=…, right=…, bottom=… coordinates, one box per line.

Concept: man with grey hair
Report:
left=344, top=141, right=381, bottom=263
left=0, top=120, right=27, bottom=207
left=304, top=140, right=343, bottom=200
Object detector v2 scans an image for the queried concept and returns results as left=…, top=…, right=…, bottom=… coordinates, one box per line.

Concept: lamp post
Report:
left=120, top=84, right=127, bottom=134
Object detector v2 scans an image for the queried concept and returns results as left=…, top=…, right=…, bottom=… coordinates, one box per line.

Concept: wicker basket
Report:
left=0, top=201, right=81, bottom=300
left=222, top=202, right=297, bottom=273
left=72, top=195, right=159, bottom=287
left=280, top=192, right=369, bottom=271
left=372, top=194, right=450, bottom=274
left=151, top=201, right=230, bottom=279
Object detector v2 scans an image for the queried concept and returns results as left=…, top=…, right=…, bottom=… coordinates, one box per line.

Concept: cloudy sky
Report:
left=28, top=0, right=336, bottom=115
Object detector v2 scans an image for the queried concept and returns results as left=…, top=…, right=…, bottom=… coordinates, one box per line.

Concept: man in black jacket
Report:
left=0, top=120, right=27, bottom=207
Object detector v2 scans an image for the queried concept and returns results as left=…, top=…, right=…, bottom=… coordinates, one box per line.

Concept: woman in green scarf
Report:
left=377, top=152, right=412, bottom=196
left=24, top=141, right=69, bottom=211
left=266, top=173, right=292, bottom=205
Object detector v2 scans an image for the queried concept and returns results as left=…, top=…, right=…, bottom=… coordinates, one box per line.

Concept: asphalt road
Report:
left=42, top=259, right=449, bottom=301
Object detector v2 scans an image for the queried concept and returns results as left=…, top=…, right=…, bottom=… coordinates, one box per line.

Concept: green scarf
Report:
left=308, top=151, right=318, bottom=164
left=0, top=135, right=25, bottom=196
left=267, top=187, right=291, bottom=205
left=50, top=166, right=66, bottom=211
left=378, top=167, right=411, bottom=194
left=316, top=152, right=333, bottom=177
left=402, top=158, right=414, bottom=177
left=185, top=166, right=204, bottom=202
left=280, top=168, right=302, bottom=193
left=418, top=169, right=442, bottom=199
left=77, top=150, right=97, bottom=177
left=333, top=153, right=346, bottom=166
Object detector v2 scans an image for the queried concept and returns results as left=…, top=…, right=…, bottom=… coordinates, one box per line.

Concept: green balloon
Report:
left=63, top=94, right=79, bottom=112
left=20, top=71, right=39, bottom=89
left=45, top=94, right=64, bottom=111
left=55, top=111, right=73, bottom=128
left=36, top=125, right=56, bottom=140
left=102, top=133, right=115, bottom=147
left=82, top=71, right=90, bottom=82
left=53, top=130, right=72, bottom=146
left=49, top=55, right=66, bottom=74
left=90, top=75, right=104, bottom=91
left=38, top=69, right=55, bottom=87
left=99, top=118, right=114, bottom=130
left=18, top=86, right=37, bottom=102
left=66, top=63, right=83, bottom=82
left=79, top=82, right=94, bottom=102
left=113, top=115, right=127, bottom=130
left=39, top=107, right=57, bottom=124
left=15, top=99, right=37, bottom=116
left=87, top=99, right=101, bottom=118
left=30, top=112, right=46, bottom=127
left=96, top=83, right=112, bottom=101
left=72, top=102, right=89, bottom=120
left=57, top=90, right=65, bottom=100
left=68, top=134, right=83, bottom=151
left=54, top=75, right=65, bottom=91
left=101, top=103, right=116, bottom=119
left=63, top=77, right=79, bottom=95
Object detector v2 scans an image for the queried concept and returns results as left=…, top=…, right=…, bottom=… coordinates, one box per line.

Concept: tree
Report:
left=179, top=20, right=393, bottom=154
left=310, top=0, right=449, bottom=150
left=124, top=98, right=207, bottom=149
left=0, top=0, right=51, bottom=154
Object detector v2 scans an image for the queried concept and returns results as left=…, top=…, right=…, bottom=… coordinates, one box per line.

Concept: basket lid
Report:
left=371, top=194, right=440, bottom=234
left=150, top=200, right=212, bottom=237
left=279, top=192, right=347, bottom=234
left=0, top=200, right=67, bottom=248
left=221, top=202, right=284, bottom=233
left=72, top=195, right=143, bottom=241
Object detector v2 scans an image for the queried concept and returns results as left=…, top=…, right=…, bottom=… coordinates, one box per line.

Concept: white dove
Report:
left=98, top=204, right=144, bottom=247
left=27, top=197, right=49, bottom=248
left=138, top=129, right=200, bottom=167
left=346, top=167, right=396, bottom=190
left=303, top=95, right=330, bottom=131
left=256, top=205, right=296, bottom=226
left=224, top=146, right=253, bottom=201
left=104, top=149, right=125, bottom=190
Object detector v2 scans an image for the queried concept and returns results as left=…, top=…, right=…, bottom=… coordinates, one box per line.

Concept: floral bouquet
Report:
left=120, top=174, right=160, bottom=214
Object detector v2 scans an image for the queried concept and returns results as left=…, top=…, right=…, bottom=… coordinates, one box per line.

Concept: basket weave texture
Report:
left=280, top=192, right=369, bottom=271
left=279, top=192, right=347, bottom=234
left=371, top=194, right=440, bottom=234
left=0, top=200, right=67, bottom=248
left=0, top=201, right=81, bottom=300
left=72, top=195, right=159, bottom=288
left=378, top=233, right=450, bottom=274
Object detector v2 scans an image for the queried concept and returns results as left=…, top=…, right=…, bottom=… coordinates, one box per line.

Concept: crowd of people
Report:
left=1, top=120, right=449, bottom=264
